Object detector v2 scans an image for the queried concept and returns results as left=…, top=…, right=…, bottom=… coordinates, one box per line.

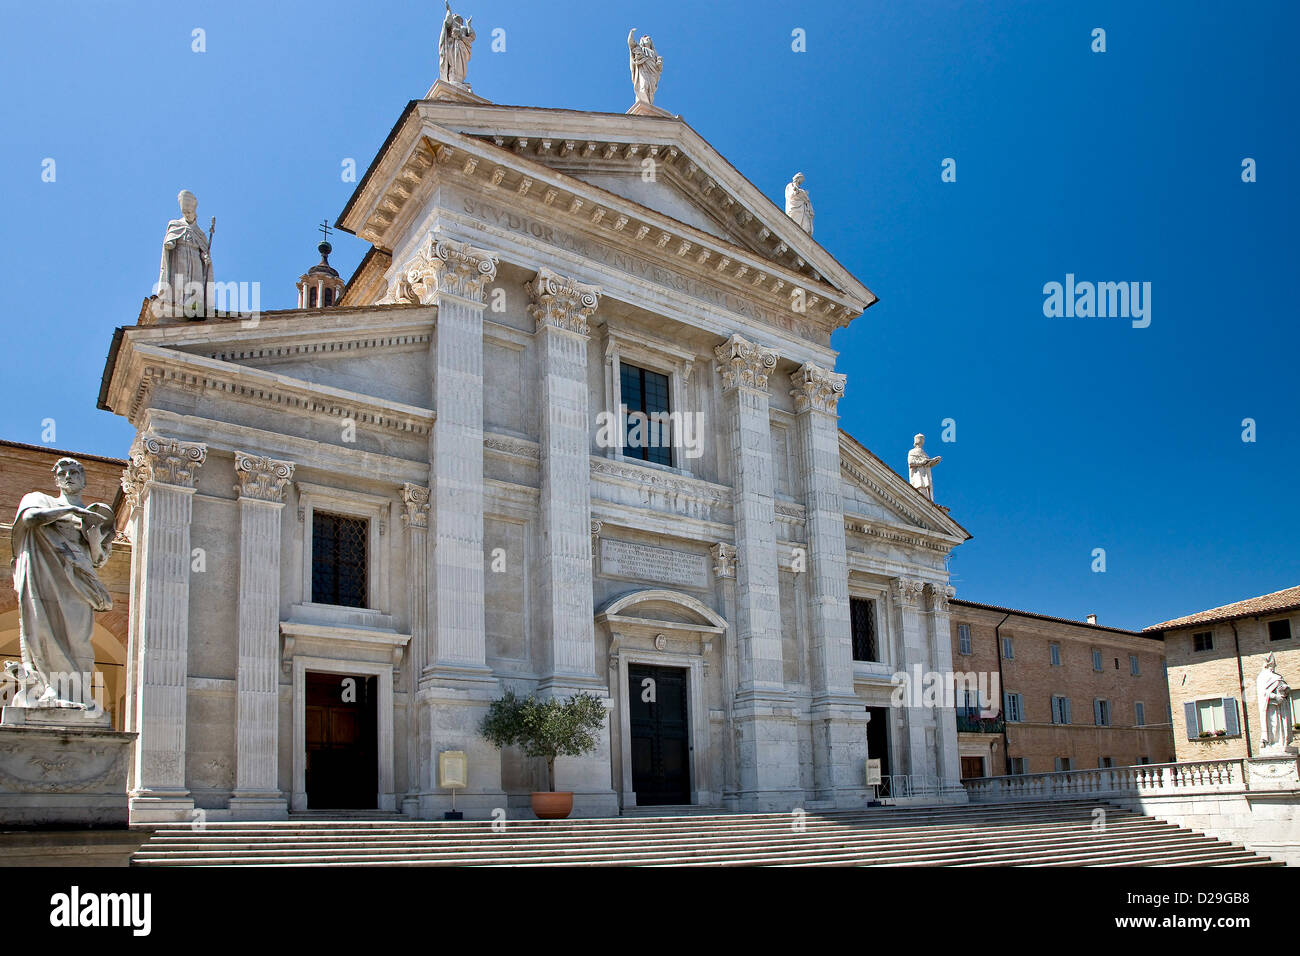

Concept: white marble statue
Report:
left=1257, top=653, right=1294, bottom=754
left=628, top=29, right=663, bottom=107
left=907, top=433, right=942, bottom=501
left=156, top=189, right=213, bottom=318
left=785, top=172, right=814, bottom=235
left=9, top=458, right=114, bottom=709
left=439, top=1, right=475, bottom=87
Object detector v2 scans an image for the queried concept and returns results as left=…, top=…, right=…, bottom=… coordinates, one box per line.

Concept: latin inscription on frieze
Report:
left=599, top=538, right=709, bottom=589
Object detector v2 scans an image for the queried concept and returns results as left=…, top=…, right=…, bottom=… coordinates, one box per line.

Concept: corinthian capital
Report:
left=129, top=431, right=207, bottom=489
left=234, top=451, right=295, bottom=503
left=893, top=576, right=926, bottom=607
left=790, top=361, right=847, bottom=414
left=387, top=234, right=499, bottom=305
left=401, top=482, right=430, bottom=530
left=527, top=267, right=602, bottom=336
left=925, top=582, right=956, bottom=612
left=714, top=333, right=778, bottom=392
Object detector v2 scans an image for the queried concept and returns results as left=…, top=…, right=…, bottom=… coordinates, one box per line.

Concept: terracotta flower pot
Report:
left=531, top=791, right=574, bottom=819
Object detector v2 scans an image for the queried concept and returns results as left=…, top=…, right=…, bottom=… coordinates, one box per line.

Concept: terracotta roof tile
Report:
left=1143, top=585, right=1300, bottom=632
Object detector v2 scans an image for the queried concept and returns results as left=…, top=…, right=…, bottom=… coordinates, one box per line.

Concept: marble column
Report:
left=894, top=577, right=933, bottom=783
left=925, top=582, right=967, bottom=799
left=230, top=451, right=294, bottom=819
left=790, top=362, right=868, bottom=805
left=710, top=542, right=741, bottom=808
left=400, top=481, right=429, bottom=813
left=528, top=267, right=602, bottom=688
left=715, top=333, right=800, bottom=810
left=122, top=432, right=206, bottom=823
left=401, top=234, right=504, bottom=816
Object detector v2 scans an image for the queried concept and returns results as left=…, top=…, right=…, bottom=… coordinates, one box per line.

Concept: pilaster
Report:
left=401, top=234, right=505, bottom=816
left=715, top=333, right=799, bottom=808
left=528, top=267, right=603, bottom=691
left=894, top=576, right=933, bottom=782
left=790, top=362, right=867, bottom=804
left=124, top=431, right=206, bottom=823
left=925, top=582, right=966, bottom=799
left=230, top=452, right=293, bottom=819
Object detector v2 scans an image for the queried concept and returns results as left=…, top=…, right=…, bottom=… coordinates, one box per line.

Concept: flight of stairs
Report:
left=130, top=800, right=1281, bottom=866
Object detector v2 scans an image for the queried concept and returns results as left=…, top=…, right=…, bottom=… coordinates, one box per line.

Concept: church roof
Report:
left=1143, top=585, right=1300, bottom=632
left=335, top=98, right=876, bottom=330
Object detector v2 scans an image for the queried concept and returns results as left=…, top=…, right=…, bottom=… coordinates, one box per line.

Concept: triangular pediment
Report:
left=839, top=429, right=969, bottom=544
left=336, top=100, right=876, bottom=326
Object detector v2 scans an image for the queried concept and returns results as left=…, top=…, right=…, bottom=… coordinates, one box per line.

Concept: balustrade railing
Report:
left=963, top=758, right=1247, bottom=802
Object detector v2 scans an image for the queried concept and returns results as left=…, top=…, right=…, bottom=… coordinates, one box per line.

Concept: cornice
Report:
left=117, top=342, right=434, bottom=437
left=844, top=512, right=963, bottom=555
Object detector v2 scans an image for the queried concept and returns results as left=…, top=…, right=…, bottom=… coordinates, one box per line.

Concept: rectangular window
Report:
left=957, top=624, right=971, bottom=655
left=1137, top=756, right=1151, bottom=765
left=1129, top=654, right=1140, bottom=676
left=1008, top=757, right=1027, bottom=775
left=1004, top=692, right=1024, bottom=723
left=1002, top=636, right=1014, bottom=660
left=1091, top=649, right=1102, bottom=671
left=311, top=511, right=368, bottom=608
left=1135, top=701, right=1146, bottom=726
left=850, top=597, right=879, bottom=662
left=1051, top=695, right=1072, bottom=725
left=1193, top=631, right=1213, bottom=652
left=1098, top=756, right=1114, bottom=769
left=1268, top=619, right=1293, bottom=642
left=1094, top=698, right=1111, bottom=727
left=1054, top=757, right=1072, bottom=772
left=620, top=362, right=672, bottom=466
left=1049, top=643, right=1061, bottom=666
left=1184, top=697, right=1240, bottom=739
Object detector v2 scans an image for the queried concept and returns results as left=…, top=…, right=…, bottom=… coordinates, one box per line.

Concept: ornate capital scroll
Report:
left=128, top=431, right=207, bottom=489
left=711, top=542, right=738, bottom=579
left=527, top=267, right=602, bottom=336
left=385, top=234, right=499, bottom=305
left=893, top=576, right=926, bottom=608
left=790, top=361, right=847, bottom=414
left=924, top=582, right=956, bottom=613
left=401, top=482, right=430, bottom=530
left=714, top=333, right=778, bottom=393
left=233, top=452, right=295, bottom=503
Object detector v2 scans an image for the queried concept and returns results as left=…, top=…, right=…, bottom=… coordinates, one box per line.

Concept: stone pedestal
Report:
left=0, top=716, right=135, bottom=827
left=1246, top=754, right=1300, bottom=791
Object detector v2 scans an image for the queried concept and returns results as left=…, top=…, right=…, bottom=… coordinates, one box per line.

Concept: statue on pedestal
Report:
left=155, top=189, right=214, bottom=319
left=1257, top=653, right=1295, bottom=754
left=907, top=434, right=942, bottom=502
left=439, top=1, right=475, bottom=87
left=785, top=172, right=814, bottom=235
left=8, top=459, right=114, bottom=711
left=628, top=29, right=663, bottom=108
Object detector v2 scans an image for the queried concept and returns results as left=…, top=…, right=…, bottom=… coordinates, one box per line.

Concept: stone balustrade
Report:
left=964, top=758, right=1247, bottom=803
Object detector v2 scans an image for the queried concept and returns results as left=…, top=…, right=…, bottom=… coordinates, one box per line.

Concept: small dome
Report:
left=307, top=240, right=340, bottom=278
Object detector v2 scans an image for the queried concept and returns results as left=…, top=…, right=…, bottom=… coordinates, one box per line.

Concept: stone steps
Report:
left=131, top=800, right=1281, bottom=867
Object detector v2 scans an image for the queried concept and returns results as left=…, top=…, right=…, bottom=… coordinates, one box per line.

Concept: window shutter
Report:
left=1093, top=698, right=1102, bottom=726
left=1050, top=697, right=1059, bottom=723
left=1183, top=701, right=1198, bottom=739
left=1223, top=698, right=1240, bottom=737
left=1063, top=698, right=1072, bottom=724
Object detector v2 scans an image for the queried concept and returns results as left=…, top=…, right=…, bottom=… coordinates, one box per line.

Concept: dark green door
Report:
left=629, top=664, right=690, bottom=805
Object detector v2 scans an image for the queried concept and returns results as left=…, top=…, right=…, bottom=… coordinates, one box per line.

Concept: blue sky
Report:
left=1, top=0, right=1295, bottom=630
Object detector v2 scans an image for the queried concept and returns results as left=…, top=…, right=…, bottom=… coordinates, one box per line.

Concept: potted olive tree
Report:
left=479, top=690, right=607, bottom=819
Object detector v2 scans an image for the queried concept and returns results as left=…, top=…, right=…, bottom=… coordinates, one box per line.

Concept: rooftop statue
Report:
left=907, top=433, right=942, bottom=502
left=628, top=29, right=663, bottom=107
left=439, top=1, right=475, bottom=87
left=155, top=189, right=214, bottom=319
left=785, top=172, right=814, bottom=235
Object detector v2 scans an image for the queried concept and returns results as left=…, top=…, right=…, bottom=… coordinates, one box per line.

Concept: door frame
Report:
left=292, top=656, right=396, bottom=811
left=614, top=649, right=709, bottom=808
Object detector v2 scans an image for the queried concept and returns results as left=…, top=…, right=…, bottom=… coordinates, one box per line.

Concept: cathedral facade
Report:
left=99, top=55, right=969, bottom=822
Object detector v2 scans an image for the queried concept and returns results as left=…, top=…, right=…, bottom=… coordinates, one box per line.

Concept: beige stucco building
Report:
left=1147, top=585, right=1300, bottom=762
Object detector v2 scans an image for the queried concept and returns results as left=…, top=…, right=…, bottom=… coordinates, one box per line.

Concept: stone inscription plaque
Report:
left=599, top=538, right=709, bottom=589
